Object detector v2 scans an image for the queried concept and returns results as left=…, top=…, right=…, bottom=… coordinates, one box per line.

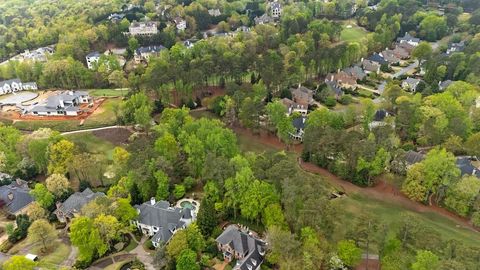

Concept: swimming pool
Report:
left=180, top=201, right=197, bottom=211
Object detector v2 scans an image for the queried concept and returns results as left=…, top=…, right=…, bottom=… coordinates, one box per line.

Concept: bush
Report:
left=173, top=184, right=186, bottom=199
left=339, top=94, right=353, bottom=105
left=472, top=211, right=480, bottom=227
left=183, top=177, right=197, bottom=191
left=74, top=259, right=92, bottom=269
left=6, top=214, right=16, bottom=221
left=145, top=240, right=155, bottom=250
left=0, top=241, right=13, bottom=253
left=324, top=96, right=336, bottom=108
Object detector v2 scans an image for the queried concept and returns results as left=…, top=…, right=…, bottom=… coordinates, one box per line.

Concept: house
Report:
left=270, top=1, right=282, bottom=18
left=128, top=21, right=159, bottom=36
left=54, top=188, right=105, bottom=223
left=397, top=32, right=420, bottom=47
left=392, top=45, right=411, bottom=59
left=12, top=47, right=54, bottom=63
left=446, top=41, right=465, bottom=55
left=291, top=85, right=314, bottom=106
left=183, top=40, right=195, bottom=49
left=325, top=81, right=344, bottom=99
left=380, top=50, right=401, bottom=64
left=290, top=116, right=307, bottom=141
left=362, top=59, right=380, bottom=74
left=108, top=13, right=125, bottom=23
left=29, top=90, right=92, bottom=116
left=216, top=225, right=266, bottom=270
left=438, top=80, right=453, bottom=91
left=134, top=45, right=166, bottom=63
left=173, top=17, right=187, bottom=31
left=402, top=77, right=421, bottom=92
left=254, top=14, right=274, bottom=25
left=344, top=65, right=366, bottom=81
left=368, top=53, right=388, bottom=66
left=369, top=109, right=391, bottom=129
left=133, top=198, right=194, bottom=247
left=208, top=9, right=221, bottom=17
left=396, top=42, right=415, bottom=54
left=325, top=70, right=357, bottom=89
left=456, top=157, right=480, bottom=178
left=0, top=177, right=34, bottom=215
left=86, top=51, right=101, bottom=69
left=281, top=98, right=308, bottom=116
left=0, top=79, right=38, bottom=95
left=404, top=150, right=425, bottom=167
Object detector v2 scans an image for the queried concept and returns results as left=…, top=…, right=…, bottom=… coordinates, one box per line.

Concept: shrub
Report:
left=0, top=241, right=13, bottom=253
left=472, top=211, right=480, bottom=227
left=324, top=96, right=336, bottom=107
left=339, top=94, right=353, bottom=105
left=183, top=177, right=197, bottom=190
left=173, top=185, right=186, bottom=199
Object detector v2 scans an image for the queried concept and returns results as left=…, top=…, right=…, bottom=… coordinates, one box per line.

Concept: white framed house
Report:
left=0, top=79, right=38, bottom=95
left=86, top=52, right=101, bottom=69
left=29, top=91, right=91, bottom=116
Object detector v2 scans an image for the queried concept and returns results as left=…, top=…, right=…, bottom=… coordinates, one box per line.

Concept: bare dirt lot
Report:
left=92, top=127, right=132, bottom=145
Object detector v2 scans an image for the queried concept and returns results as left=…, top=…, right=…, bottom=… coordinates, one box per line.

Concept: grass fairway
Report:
left=89, top=89, right=128, bottom=97
left=34, top=243, right=71, bottom=269
left=334, top=192, right=480, bottom=248
left=64, top=132, right=116, bottom=160
left=340, top=25, right=368, bottom=43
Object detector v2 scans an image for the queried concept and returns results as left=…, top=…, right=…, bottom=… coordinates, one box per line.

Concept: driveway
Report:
left=392, top=60, right=419, bottom=78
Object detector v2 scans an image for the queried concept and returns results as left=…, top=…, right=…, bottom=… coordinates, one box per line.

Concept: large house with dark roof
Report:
left=133, top=198, right=195, bottom=247
left=0, top=176, right=34, bottom=215
left=29, top=90, right=91, bottom=116
left=134, top=45, right=166, bottom=63
left=216, top=225, right=266, bottom=270
left=54, top=188, right=105, bottom=223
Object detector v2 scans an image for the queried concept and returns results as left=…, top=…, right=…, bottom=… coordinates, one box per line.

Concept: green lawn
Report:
left=34, top=243, right=71, bottom=270
left=64, top=132, right=116, bottom=160
left=12, top=98, right=121, bottom=132
left=89, top=89, right=129, bottom=97
left=335, top=193, right=480, bottom=248
left=340, top=25, right=368, bottom=43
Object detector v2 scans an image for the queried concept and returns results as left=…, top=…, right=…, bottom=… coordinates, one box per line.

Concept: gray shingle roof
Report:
left=0, top=179, right=33, bottom=214
left=55, top=188, right=105, bottom=218
left=405, top=150, right=424, bottom=165
left=456, top=157, right=480, bottom=178
left=216, top=225, right=266, bottom=270
left=135, top=200, right=191, bottom=243
left=0, top=79, right=21, bottom=88
left=86, top=51, right=101, bottom=58
left=397, top=32, right=420, bottom=43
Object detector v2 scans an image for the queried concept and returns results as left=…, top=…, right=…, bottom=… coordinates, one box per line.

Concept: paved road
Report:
left=61, top=125, right=131, bottom=135
left=392, top=60, right=419, bottom=78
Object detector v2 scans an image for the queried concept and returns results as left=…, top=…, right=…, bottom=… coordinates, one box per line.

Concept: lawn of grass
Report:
left=64, top=132, right=116, bottom=160
left=104, top=262, right=128, bottom=270
left=12, top=98, right=121, bottom=132
left=34, top=243, right=71, bottom=270
left=340, top=25, right=368, bottom=43
left=89, top=89, right=128, bottom=97
left=335, top=193, right=480, bottom=248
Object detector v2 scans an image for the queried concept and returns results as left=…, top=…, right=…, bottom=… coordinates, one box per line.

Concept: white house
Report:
left=0, top=79, right=38, bottom=95
left=208, top=9, right=221, bottom=17
left=29, top=91, right=91, bottom=116
left=132, top=198, right=195, bottom=248
left=270, top=1, right=282, bottom=18
left=86, top=51, right=101, bottom=69
left=173, top=17, right=187, bottom=31
left=402, top=77, right=421, bottom=92
left=11, top=46, right=54, bottom=63
left=128, top=21, right=159, bottom=36
left=396, top=32, right=420, bottom=47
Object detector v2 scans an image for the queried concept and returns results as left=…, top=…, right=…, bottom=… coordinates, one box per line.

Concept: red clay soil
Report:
left=355, top=258, right=381, bottom=270
left=231, top=126, right=479, bottom=233
left=10, top=98, right=106, bottom=121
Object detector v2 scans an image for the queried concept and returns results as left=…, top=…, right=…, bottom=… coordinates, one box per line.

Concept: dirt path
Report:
left=231, top=126, right=479, bottom=232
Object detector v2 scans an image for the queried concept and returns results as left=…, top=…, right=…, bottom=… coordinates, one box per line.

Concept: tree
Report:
left=176, top=249, right=199, bottom=270
left=196, top=198, right=217, bottom=237
left=28, top=219, right=57, bottom=252
left=263, top=203, right=288, bottom=229
left=154, top=133, right=179, bottom=163
left=30, top=183, right=54, bottom=209
left=411, top=250, right=440, bottom=270
left=465, top=132, right=480, bottom=157
left=174, top=184, right=186, bottom=199
left=3, top=255, right=35, bottom=270
left=412, top=42, right=433, bottom=62
left=128, top=37, right=139, bottom=54
left=70, top=216, right=107, bottom=263
left=155, top=170, right=170, bottom=200
left=45, top=174, right=70, bottom=197
left=108, top=70, right=127, bottom=88
left=47, top=139, right=75, bottom=175
left=93, top=214, right=123, bottom=246
left=112, top=147, right=130, bottom=175
left=113, top=198, right=138, bottom=225
left=444, top=176, right=480, bottom=217
left=27, top=202, right=48, bottom=221
left=337, top=240, right=362, bottom=267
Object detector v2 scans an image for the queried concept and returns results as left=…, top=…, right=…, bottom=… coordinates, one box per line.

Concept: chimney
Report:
left=330, top=75, right=334, bottom=81
left=302, top=117, right=306, bottom=124
left=361, top=57, right=364, bottom=62
left=150, top=197, right=156, bottom=205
